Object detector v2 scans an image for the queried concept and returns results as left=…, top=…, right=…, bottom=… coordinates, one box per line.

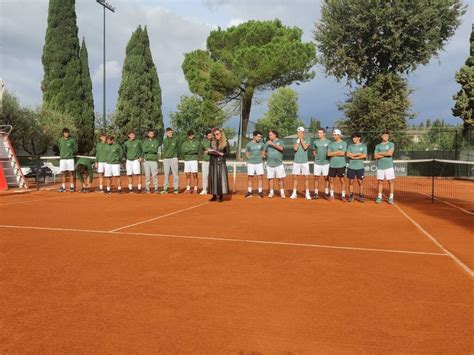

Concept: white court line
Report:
left=0, top=194, right=76, bottom=207
left=415, top=190, right=474, bottom=215
left=394, top=204, right=474, bottom=278
left=109, top=202, right=210, bottom=232
left=0, top=224, right=448, bottom=257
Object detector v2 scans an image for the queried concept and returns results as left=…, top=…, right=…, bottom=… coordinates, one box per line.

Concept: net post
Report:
left=232, top=162, right=237, bottom=193
left=73, top=155, right=77, bottom=190
left=35, top=155, right=40, bottom=191
left=431, top=159, right=435, bottom=203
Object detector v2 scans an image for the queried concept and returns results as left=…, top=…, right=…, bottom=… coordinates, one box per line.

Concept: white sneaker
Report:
left=305, top=193, right=311, bottom=200
left=268, top=192, right=274, bottom=198
left=280, top=193, right=286, bottom=199
left=199, top=190, right=207, bottom=195
left=290, top=193, right=297, bottom=199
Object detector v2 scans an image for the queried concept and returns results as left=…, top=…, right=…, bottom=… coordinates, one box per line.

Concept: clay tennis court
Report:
left=1, top=177, right=473, bottom=352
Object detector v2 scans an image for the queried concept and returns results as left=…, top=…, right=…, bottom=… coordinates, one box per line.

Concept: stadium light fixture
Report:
left=96, top=0, right=115, bottom=129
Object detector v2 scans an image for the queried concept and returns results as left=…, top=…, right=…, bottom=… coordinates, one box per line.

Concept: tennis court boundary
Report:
left=0, top=224, right=448, bottom=257
left=394, top=204, right=474, bottom=278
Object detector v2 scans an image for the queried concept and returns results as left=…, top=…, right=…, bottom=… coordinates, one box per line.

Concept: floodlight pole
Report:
left=96, top=0, right=115, bottom=130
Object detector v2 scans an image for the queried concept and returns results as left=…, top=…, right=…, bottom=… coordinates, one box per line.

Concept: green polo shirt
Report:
left=246, top=141, right=265, bottom=164
left=57, top=137, right=78, bottom=159
left=75, top=157, right=94, bottom=182
left=328, top=140, right=347, bottom=168
left=294, top=137, right=310, bottom=164
left=347, top=143, right=367, bottom=170
left=375, top=142, right=395, bottom=170
left=265, top=139, right=284, bottom=168
left=95, top=142, right=108, bottom=163
left=200, top=139, right=212, bottom=162
left=123, top=139, right=142, bottom=160
left=313, top=138, right=331, bottom=166
left=181, top=139, right=200, bottom=161
left=162, top=137, right=179, bottom=159
left=105, top=143, right=123, bottom=164
left=142, top=138, right=160, bottom=161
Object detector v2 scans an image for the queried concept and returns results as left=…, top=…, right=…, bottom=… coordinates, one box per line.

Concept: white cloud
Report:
left=92, top=60, right=121, bottom=84
left=227, top=18, right=244, bottom=28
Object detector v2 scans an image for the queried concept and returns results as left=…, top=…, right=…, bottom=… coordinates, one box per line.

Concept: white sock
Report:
left=118, top=187, right=122, bottom=190
left=325, top=188, right=329, bottom=194
left=99, top=184, right=103, bottom=190
left=186, top=186, right=190, bottom=190
left=128, top=184, right=132, bottom=190
left=137, top=184, right=141, bottom=190
left=293, top=189, right=297, bottom=194
left=280, top=189, right=285, bottom=195
left=389, top=193, right=394, bottom=199
left=70, top=184, right=74, bottom=188
left=378, top=193, right=382, bottom=198
left=314, top=189, right=318, bottom=194
left=194, top=186, right=198, bottom=190
left=107, top=186, right=111, bottom=191
left=258, top=187, right=262, bottom=193
left=341, top=191, right=346, bottom=197
left=270, top=189, right=274, bottom=194
left=62, top=183, right=66, bottom=189
left=248, top=187, right=252, bottom=193
left=330, top=190, right=334, bottom=196
left=305, top=189, right=310, bottom=195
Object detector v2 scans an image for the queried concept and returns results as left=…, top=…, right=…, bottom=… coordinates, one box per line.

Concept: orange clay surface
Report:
left=0, top=177, right=473, bottom=353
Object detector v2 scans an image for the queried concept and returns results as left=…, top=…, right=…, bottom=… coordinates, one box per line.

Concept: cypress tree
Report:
left=78, top=38, right=95, bottom=153
left=452, top=24, right=474, bottom=129
left=41, top=0, right=82, bottom=120
left=115, top=26, right=163, bottom=139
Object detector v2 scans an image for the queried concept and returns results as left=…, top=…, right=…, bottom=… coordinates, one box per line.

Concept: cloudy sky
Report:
left=1, top=0, right=472, bottom=130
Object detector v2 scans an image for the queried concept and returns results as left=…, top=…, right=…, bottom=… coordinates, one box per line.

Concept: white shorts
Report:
left=267, top=165, right=286, bottom=179
left=105, top=163, right=121, bottom=177
left=247, top=163, right=264, bottom=176
left=60, top=159, right=75, bottom=172
left=126, top=159, right=141, bottom=175
left=377, top=167, right=395, bottom=181
left=292, top=163, right=310, bottom=176
left=184, top=160, right=199, bottom=173
left=314, top=164, right=330, bottom=176
left=97, top=162, right=106, bottom=174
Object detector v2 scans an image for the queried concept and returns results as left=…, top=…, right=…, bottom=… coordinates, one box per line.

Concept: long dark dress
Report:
left=208, top=144, right=229, bottom=195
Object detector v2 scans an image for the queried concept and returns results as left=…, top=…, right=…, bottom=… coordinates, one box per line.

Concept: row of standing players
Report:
left=56, top=126, right=396, bottom=204
left=243, top=127, right=395, bottom=204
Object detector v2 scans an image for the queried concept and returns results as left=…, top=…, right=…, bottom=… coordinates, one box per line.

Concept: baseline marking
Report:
left=109, top=202, right=210, bottom=232
left=0, top=224, right=448, bottom=257
left=393, top=203, right=474, bottom=278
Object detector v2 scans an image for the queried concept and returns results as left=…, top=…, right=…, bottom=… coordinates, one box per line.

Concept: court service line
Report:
left=109, top=202, right=210, bottom=232
left=394, top=204, right=474, bottom=278
left=0, top=194, right=77, bottom=207
left=0, top=224, right=448, bottom=257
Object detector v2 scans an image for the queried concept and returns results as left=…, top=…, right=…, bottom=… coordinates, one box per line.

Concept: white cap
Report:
left=333, top=129, right=342, bottom=136
left=297, top=126, right=305, bottom=132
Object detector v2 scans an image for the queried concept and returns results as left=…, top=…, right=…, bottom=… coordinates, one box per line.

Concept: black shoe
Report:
left=118, top=189, right=123, bottom=194
left=209, top=195, right=218, bottom=202
left=359, top=194, right=365, bottom=203
left=80, top=188, right=86, bottom=193
left=218, top=195, right=224, bottom=203
left=105, top=190, right=111, bottom=194
left=257, top=192, right=264, bottom=199
left=244, top=191, right=253, bottom=198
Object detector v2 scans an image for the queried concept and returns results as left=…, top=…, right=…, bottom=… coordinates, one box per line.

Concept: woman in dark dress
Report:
left=207, top=128, right=230, bottom=202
